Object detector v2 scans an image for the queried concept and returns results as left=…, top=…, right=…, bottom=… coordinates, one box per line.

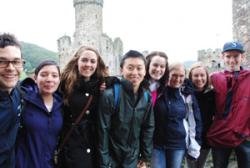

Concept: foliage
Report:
left=20, top=42, right=58, bottom=73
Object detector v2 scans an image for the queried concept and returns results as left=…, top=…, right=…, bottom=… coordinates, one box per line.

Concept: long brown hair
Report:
left=60, top=46, right=106, bottom=104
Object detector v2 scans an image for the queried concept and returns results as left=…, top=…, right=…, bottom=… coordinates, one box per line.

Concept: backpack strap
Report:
left=16, top=83, right=25, bottom=114
left=113, top=83, right=120, bottom=110
left=114, top=84, right=149, bottom=110
left=144, top=92, right=149, bottom=103
left=16, top=82, right=26, bottom=129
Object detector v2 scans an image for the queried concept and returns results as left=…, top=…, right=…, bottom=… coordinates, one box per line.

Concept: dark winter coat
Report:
left=59, top=77, right=102, bottom=168
left=15, top=78, right=63, bottom=168
left=0, top=87, right=22, bottom=168
left=194, top=88, right=215, bottom=149
left=153, top=80, right=202, bottom=158
left=98, top=79, right=155, bottom=168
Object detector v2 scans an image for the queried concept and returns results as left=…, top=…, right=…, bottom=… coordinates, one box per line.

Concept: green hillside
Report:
left=20, top=42, right=59, bottom=73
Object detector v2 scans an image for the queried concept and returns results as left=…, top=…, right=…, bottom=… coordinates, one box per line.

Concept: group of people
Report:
left=0, top=32, right=249, bottom=168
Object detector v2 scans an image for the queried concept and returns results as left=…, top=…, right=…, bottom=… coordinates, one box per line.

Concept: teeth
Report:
left=3, top=75, right=16, bottom=78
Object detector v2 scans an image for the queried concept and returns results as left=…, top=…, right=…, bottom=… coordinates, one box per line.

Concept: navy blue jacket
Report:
left=0, top=87, right=22, bottom=168
left=154, top=82, right=202, bottom=158
left=15, top=78, right=63, bottom=168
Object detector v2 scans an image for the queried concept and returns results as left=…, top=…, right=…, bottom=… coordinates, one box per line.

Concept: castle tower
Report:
left=57, top=35, right=72, bottom=68
left=57, top=0, right=123, bottom=74
left=233, top=0, right=250, bottom=65
left=73, top=0, right=103, bottom=51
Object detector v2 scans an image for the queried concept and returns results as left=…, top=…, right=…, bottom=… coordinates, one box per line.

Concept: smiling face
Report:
left=77, top=50, right=98, bottom=81
left=168, top=64, right=185, bottom=88
left=190, top=67, right=207, bottom=91
left=222, top=50, right=244, bottom=71
left=35, top=65, right=60, bottom=96
left=121, top=57, right=146, bottom=92
left=149, top=55, right=167, bottom=81
left=0, top=46, right=23, bottom=93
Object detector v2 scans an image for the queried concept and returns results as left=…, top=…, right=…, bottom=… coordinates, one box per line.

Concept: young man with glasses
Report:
left=0, top=33, right=24, bottom=168
left=207, top=41, right=250, bottom=168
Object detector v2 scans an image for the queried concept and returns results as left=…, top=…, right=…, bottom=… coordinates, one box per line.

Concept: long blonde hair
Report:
left=60, top=46, right=106, bottom=104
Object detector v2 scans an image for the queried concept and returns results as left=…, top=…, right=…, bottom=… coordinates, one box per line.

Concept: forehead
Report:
left=192, top=67, right=206, bottom=74
left=151, top=55, right=166, bottom=64
left=38, top=65, right=59, bottom=73
left=223, top=50, right=242, bottom=57
left=0, top=46, right=21, bottom=59
left=170, top=67, right=185, bottom=75
left=79, top=50, right=97, bottom=59
left=123, top=57, right=145, bottom=66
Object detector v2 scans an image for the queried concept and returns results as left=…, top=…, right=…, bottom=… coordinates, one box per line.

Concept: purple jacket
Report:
left=15, top=78, right=63, bottom=168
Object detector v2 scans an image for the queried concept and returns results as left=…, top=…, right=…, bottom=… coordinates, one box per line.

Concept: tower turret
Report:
left=73, top=0, right=104, bottom=51
left=233, top=0, right=250, bottom=65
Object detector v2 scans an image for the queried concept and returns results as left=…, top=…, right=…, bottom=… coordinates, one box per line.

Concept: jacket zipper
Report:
left=127, top=108, right=135, bottom=146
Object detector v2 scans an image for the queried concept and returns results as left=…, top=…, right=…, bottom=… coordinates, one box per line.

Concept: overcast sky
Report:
left=0, top=0, right=232, bottom=62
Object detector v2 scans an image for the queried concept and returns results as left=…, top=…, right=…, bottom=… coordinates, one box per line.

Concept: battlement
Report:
left=73, top=0, right=103, bottom=7
left=197, top=48, right=224, bottom=70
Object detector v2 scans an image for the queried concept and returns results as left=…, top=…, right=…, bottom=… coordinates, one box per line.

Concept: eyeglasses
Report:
left=0, top=59, right=25, bottom=68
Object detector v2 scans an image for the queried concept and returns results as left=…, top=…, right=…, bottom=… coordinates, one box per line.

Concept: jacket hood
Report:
left=20, top=77, right=39, bottom=94
left=181, top=78, right=195, bottom=96
left=20, top=77, right=62, bottom=109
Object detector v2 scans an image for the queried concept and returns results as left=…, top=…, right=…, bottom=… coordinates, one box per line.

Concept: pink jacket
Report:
left=207, top=69, right=250, bottom=147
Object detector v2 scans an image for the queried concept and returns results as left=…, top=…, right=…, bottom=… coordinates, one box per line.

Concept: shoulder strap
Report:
left=58, top=95, right=93, bottom=153
left=144, top=91, right=149, bottom=103
left=114, top=83, right=120, bottom=110
left=16, top=82, right=26, bottom=128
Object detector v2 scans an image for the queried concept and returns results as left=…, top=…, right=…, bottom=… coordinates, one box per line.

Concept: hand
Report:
left=187, top=154, right=197, bottom=161
left=137, top=160, right=147, bottom=168
left=100, top=82, right=106, bottom=92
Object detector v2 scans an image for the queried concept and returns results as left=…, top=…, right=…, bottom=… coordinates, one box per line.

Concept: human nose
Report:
left=45, top=75, right=54, bottom=82
left=131, top=68, right=138, bottom=74
left=85, top=60, right=91, bottom=66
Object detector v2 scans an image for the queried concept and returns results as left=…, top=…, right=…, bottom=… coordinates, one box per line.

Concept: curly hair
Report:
left=60, top=46, right=106, bottom=104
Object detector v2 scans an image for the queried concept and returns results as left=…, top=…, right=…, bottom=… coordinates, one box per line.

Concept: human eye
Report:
left=12, top=59, right=22, bottom=66
left=52, top=73, right=59, bottom=78
left=153, top=63, right=158, bottom=67
left=90, top=59, right=96, bottom=64
left=81, top=58, right=88, bottom=62
left=0, top=60, right=6, bottom=66
left=39, top=72, right=49, bottom=77
left=233, top=55, right=240, bottom=59
left=127, top=66, right=134, bottom=71
left=137, top=66, right=144, bottom=71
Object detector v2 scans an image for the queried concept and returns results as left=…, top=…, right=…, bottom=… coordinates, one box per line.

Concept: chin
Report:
left=5, top=82, right=17, bottom=89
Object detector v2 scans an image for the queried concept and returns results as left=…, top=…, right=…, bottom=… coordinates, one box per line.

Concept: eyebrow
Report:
left=0, top=57, right=22, bottom=60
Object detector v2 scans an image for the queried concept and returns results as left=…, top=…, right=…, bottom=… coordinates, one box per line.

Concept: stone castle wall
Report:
left=197, top=48, right=224, bottom=72
left=233, top=0, right=250, bottom=65
left=57, top=0, right=123, bottom=75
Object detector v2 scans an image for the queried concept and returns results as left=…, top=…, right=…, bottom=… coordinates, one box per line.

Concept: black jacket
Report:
left=195, top=88, right=215, bottom=149
left=98, top=79, right=155, bottom=168
left=59, top=77, right=102, bottom=168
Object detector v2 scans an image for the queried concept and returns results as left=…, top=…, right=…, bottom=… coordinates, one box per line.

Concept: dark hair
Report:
left=145, top=51, right=169, bottom=86
left=0, top=33, right=21, bottom=49
left=120, top=50, right=146, bottom=68
left=34, top=60, right=60, bottom=76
